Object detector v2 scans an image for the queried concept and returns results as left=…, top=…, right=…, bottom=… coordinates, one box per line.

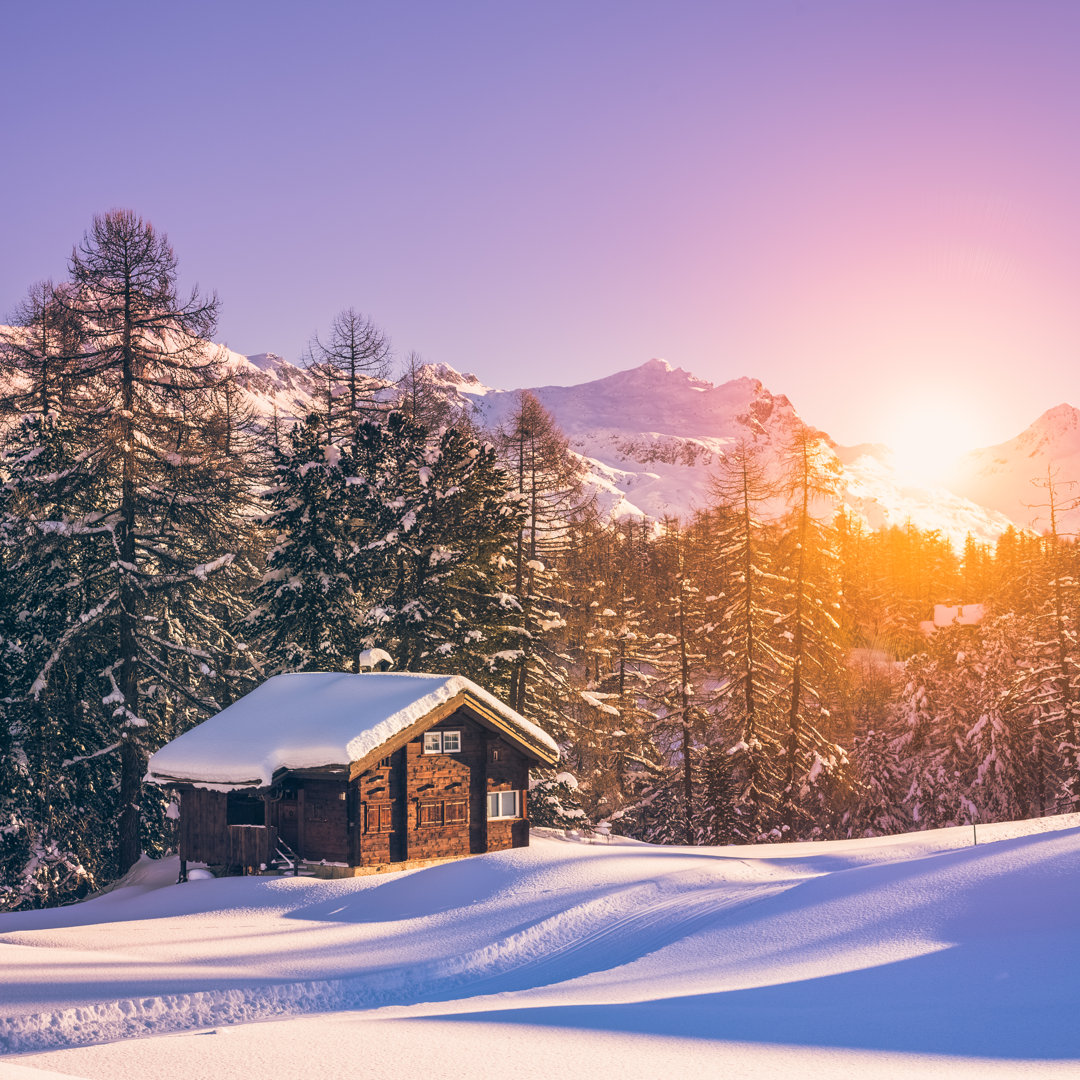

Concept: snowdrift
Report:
left=2, top=817, right=1079, bottom=1079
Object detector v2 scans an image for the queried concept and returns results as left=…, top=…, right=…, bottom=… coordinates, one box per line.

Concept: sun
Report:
left=881, top=399, right=986, bottom=489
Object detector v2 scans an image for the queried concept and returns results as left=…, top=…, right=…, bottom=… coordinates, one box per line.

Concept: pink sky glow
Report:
left=3, top=1, right=1080, bottom=457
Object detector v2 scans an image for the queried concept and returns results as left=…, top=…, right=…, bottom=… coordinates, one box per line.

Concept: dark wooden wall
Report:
left=485, top=739, right=531, bottom=852
left=298, top=778, right=348, bottom=863
left=352, top=709, right=533, bottom=866
left=179, top=787, right=229, bottom=864
left=178, top=708, right=537, bottom=871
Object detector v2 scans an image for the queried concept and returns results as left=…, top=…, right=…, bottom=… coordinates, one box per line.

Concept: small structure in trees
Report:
left=145, top=673, right=559, bottom=878
left=918, top=603, right=987, bottom=637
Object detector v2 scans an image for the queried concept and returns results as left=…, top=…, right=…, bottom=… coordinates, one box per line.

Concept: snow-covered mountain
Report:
left=424, top=358, right=805, bottom=521
left=948, top=403, right=1080, bottom=535
left=419, top=358, right=1016, bottom=546
left=0, top=331, right=1042, bottom=545
left=219, top=346, right=320, bottom=418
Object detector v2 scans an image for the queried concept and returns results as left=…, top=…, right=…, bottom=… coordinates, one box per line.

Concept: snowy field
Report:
left=3, top=818, right=1080, bottom=1080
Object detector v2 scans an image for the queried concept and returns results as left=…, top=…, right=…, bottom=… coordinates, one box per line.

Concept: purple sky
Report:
left=5, top=1, right=1080, bottom=460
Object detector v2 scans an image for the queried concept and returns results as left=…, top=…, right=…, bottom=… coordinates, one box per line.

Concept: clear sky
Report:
left=5, top=0, right=1080, bottom=468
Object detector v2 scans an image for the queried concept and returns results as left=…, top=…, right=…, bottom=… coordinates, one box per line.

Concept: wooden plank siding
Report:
left=485, top=737, right=531, bottom=852
left=227, top=824, right=278, bottom=867
left=349, top=709, right=532, bottom=866
left=177, top=705, right=540, bottom=871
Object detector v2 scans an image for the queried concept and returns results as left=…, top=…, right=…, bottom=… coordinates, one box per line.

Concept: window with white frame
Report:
left=423, top=730, right=461, bottom=754
left=487, top=789, right=521, bottom=820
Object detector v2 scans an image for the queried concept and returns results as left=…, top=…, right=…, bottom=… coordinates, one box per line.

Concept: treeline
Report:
left=2, top=211, right=1079, bottom=911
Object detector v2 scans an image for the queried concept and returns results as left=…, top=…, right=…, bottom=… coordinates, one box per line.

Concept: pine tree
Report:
left=844, top=725, right=909, bottom=836
left=0, top=412, right=111, bottom=906
left=965, top=615, right=1033, bottom=822
left=350, top=412, right=527, bottom=681
left=244, top=413, right=361, bottom=673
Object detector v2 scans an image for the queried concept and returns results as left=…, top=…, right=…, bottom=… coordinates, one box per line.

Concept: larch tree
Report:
left=775, top=426, right=849, bottom=837
left=1025, top=469, right=1080, bottom=809
left=46, top=209, right=251, bottom=874
left=496, top=391, right=591, bottom=721
left=708, top=440, right=786, bottom=839
left=307, top=308, right=392, bottom=451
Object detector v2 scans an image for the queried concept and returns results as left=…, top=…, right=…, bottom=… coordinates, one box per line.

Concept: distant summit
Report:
left=949, top=403, right=1080, bottom=533
left=0, top=330, right=1039, bottom=545
left=404, top=358, right=1016, bottom=545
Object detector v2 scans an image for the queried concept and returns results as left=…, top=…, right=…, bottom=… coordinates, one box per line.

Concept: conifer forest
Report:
left=3, top=211, right=1080, bottom=910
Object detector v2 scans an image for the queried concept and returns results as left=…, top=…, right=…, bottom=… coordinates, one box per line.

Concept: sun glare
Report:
left=882, top=400, right=987, bottom=488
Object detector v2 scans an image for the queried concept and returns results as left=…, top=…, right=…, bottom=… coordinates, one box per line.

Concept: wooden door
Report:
left=389, top=748, right=407, bottom=862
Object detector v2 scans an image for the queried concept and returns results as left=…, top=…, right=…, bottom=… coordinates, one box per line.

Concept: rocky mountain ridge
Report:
left=4, top=327, right=1073, bottom=544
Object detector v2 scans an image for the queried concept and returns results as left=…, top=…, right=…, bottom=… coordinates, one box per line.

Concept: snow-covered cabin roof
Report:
left=919, top=603, right=987, bottom=637
left=145, top=672, right=559, bottom=790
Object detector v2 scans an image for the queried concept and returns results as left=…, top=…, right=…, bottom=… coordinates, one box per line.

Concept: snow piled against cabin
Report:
left=144, top=672, right=558, bottom=788
left=3, top=817, right=1080, bottom=1080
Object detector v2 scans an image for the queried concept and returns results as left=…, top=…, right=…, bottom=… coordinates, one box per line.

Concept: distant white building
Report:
left=919, top=604, right=987, bottom=637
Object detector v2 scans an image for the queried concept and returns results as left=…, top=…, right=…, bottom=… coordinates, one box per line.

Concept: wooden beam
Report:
left=347, top=692, right=558, bottom=778
left=349, top=694, right=470, bottom=779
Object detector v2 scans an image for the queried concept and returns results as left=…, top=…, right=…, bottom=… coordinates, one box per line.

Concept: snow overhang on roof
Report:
left=145, top=672, right=559, bottom=790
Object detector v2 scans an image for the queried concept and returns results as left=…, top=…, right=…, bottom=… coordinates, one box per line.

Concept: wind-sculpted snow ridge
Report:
left=0, top=872, right=789, bottom=1053
left=4, top=814, right=1080, bottom=1078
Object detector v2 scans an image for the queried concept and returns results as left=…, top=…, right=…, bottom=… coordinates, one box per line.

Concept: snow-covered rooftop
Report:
left=145, top=672, right=558, bottom=789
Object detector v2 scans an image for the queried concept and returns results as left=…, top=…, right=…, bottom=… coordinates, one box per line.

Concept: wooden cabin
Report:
left=145, top=672, right=559, bottom=878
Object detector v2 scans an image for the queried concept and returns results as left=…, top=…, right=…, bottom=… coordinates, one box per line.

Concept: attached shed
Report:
left=145, top=672, right=559, bottom=877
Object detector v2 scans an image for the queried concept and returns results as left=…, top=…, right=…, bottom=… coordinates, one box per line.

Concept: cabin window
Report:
left=364, top=802, right=393, bottom=833
left=226, top=792, right=264, bottom=826
left=487, top=790, right=521, bottom=820
left=418, top=800, right=443, bottom=826
left=489, top=747, right=501, bottom=762
left=423, top=730, right=461, bottom=754
left=378, top=756, right=392, bottom=769
left=444, top=800, right=467, bottom=825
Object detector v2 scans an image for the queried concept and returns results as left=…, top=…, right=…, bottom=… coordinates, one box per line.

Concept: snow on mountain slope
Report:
left=219, top=346, right=320, bottom=419
left=3, top=816, right=1080, bottom=1079
left=948, top=403, right=1080, bottom=534
left=425, top=358, right=1016, bottom=545
left=840, top=448, right=1018, bottom=545
left=0, top=329, right=1036, bottom=546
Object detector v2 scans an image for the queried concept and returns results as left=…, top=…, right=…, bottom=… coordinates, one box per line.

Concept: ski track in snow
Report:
left=0, top=872, right=787, bottom=1054
left=4, top=817, right=1080, bottom=1075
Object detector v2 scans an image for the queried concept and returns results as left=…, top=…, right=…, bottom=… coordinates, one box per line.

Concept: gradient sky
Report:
left=5, top=1, right=1080, bottom=466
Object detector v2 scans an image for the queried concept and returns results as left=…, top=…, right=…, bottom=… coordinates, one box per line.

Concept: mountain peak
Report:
left=417, top=362, right=489, bottom=391
left=1033, top=402, right=1080, bottom=431
left=246, top=352, right=288, bottom=372
left=640, top=357, right=673, bottom=373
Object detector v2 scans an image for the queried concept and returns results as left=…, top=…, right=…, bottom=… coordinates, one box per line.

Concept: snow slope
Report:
left=949, top=402, right=1080, bottom=534
left=2, top=816, right=1080, bottom=1079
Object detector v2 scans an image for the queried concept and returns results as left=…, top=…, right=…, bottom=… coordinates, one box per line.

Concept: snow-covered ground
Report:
left=3, top=817, right=1080, bottom=1079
